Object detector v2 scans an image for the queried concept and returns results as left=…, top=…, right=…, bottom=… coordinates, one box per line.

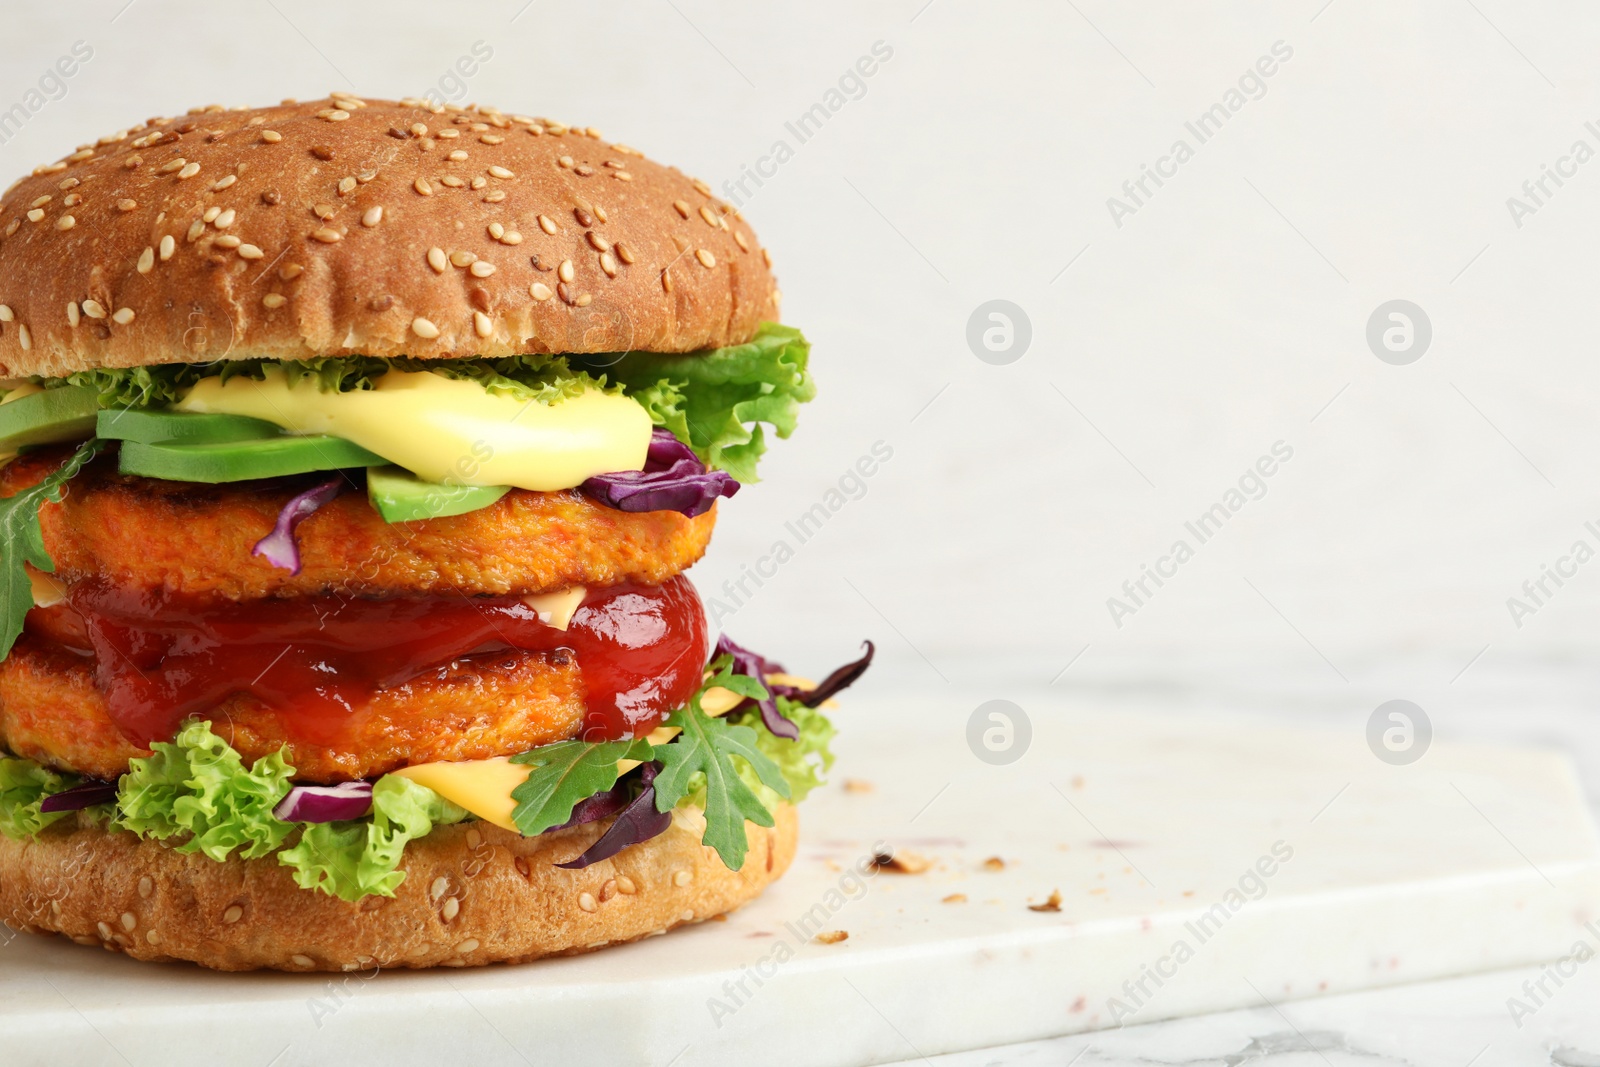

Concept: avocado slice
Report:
left=118, top=434, right=388, bottom=482
left=366, top=465, right=510, bottom=523
left=96, top=408, right=285, bottom=445
left=0, top=386, right=98, bottom=449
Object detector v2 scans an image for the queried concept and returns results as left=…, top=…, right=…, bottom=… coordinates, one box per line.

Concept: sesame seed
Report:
left=412, top=317, right=440, bottom=339
left=357, top=170, right=377, bottom=183
left=310, top=144, right=334, bottom=161
left=483, top=189, right=506, bottom=203
left=262, top=293, right=286, bottom=308
left=481, top=135, right=504, bottom=145
left=488, top=165, right=513, bottom=179
left=673, top=200, right=691, bottom=219
left=66, top=302, right=79, bottom=327
left=215, top=235, right=241, bottom=249
left=457, top=938, right=481, bottom=953
left=313, top=203, right=336, bottom=220
left=158, top=158, right=186, bottom=174
left=575, top=292, right=592, bottom=306
left=599, top=252, right=617, bottom=277
left=441, top=897, right=460, bottom=921
left=211, top=174, right=237, bottom=191
left=137, top=877, right=153, bottom=899
left=159, top=234, right=176, bottom=260
left=599, top=879, right=617, bottom=902
left=311, top=227, right=342, bottom=243
left=558, top=259, right=574, bottom=283
left=17, top=325, right=29, bottom=350
left=500, top=231, right=522, bottom=245
left=280, top=263, right=303, bottom=279
left=438, top=128, right=460, bottom=139
left=185, top=219, right=204, bottom=242
left=361, top=206, right=383, bottom=227
left=469, top=261, right=495, bottom=277
left=62, top=193, right=81, bottom=207
left=447, top=150, right=468, bottom=162
left=615, top=241, right=634, bottom=264
left=449, top=250, right=476, bottom=267
left=202, top=206, right=222, bottom=223
left=473, top=311, right=492, bottom=337
left=117, top=198, right=138, bottom=212
left=673, top=870, right=692, bottom=887
left=214, top=208, right=236, bottom=228
left=97, top=922, right=113, bottom=940
left=222, top=905, right=244, bottom=924
left=430, top=877, right=450, bottom=902
left=0, top=306, right=11, bottom=322
left=537, top=214, right=557, bottom=234
left=146, top=930, right=161, bottom=945
left=291, top=954, right=316, bottom=968
left=338, top=176, right=357, bottom=195
left=661, top=269, right=673, bottom=293
left=574, top=165, right=594, bottom=176
left=237, top=243, right=264, bottom=259
left=439, top=175, right=464, bottom=188
left=322, top=110, right=350, bottom=122
left=698, top=205, right=719, bottom=227
left=25, top=209, right=43, bottom=223
left=414, top=178, right=433, bottom=196
left=762, top=248, right=772, bottom=267
left=578, top=892, right=597, bottom=913
left=81, top=299, right=106, bottom=319
left=112, top=307, right=134, bottom=325
left=734, top=231, right=750, bottom=252
left=692, top=178, right=711, bottom=196
left=558, top=155, right=575, bottom=169
left=488, top=222, right=504, bottom=239
left=177, top=162, right=201, bottom=179
left=4, top=220, right=17, bottom=235
left=56, top=215, right=75, bottom=231
left=427, top=247, right=447, bottom=273
left=530, top=281, right=552, bottom=301
left=586, top=231, right=610, bottom=252
left=262, top=130, right=282, bottom=143
left=30, top=196, right=51, bottom=208
left=695, top=249, right=716, bottom=268
left=411, top=123, right=428, bottom=137
left=137, top=247, right=154, bottom=273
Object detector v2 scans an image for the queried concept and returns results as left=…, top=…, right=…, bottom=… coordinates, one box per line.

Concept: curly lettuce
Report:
left=0, top=756, right=77, bottom=839
left=278, top=775, right=468, bottom=902
left=578, top=322, right=814, bottom=482
left=116, top=719, right=295, bottom=861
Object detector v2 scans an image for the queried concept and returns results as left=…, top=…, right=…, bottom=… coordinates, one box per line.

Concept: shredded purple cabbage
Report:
left=556, top=762, right=673, bottom=869
left=252, top=475, right=345, bottom=574
left=272, top=781, right=374, bottom=823
left=580, top=428, right=739, bottom=518
left=39, top=779, right=119, bottom=813
left=716, top=633, right=798, bottom=739
left=772, top=640, right=876, bottom=708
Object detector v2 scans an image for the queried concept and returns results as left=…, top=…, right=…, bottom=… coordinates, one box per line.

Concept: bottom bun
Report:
left=0, top=804, right=797, bottom=972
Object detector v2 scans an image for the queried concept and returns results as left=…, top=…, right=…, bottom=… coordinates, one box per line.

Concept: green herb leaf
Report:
left=278, top=775, right=468, bottom=901
left=652, top=659, right=791, bottom=869
left=115, top=719, right=295, bottom=861
left=0, top=755, right=77, bottom=839
left=509, top=737, right=653, bottom=836
left=0, top=438, right=106, bottom=660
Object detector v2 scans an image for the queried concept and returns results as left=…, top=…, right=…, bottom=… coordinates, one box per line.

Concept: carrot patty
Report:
left=1, top=448, right=716, bottom=600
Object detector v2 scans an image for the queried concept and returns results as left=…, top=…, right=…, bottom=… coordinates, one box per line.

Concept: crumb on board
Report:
left=871, top=848, right=932, bottom=874
left=1028, top=889, right=1063, bottom=913
left=942, top=893, right=968, bottom=904
left=814, top=930, right=849, bottom=945
left=982, top=856, right=1006, bottom=872
left=843, top=779, right=874, bottom=794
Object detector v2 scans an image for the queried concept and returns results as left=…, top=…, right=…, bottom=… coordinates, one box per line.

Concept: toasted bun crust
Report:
left=0, top=96, right=778, bottom=377
left=0, top=803, right=796, bottom=972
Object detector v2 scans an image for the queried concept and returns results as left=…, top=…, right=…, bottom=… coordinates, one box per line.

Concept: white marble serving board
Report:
left=4, top=695, right=1598, bottom=1067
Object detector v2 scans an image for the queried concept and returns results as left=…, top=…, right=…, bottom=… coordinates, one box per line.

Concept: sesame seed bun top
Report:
left=0, top=95, right=779, bottom=378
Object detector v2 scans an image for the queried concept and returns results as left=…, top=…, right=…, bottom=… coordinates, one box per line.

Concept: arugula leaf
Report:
left=0, top=438, right=106, bottom=660
left=652, top=659, right=791, bottom=869
left=509, top=737, right=653, bottom=836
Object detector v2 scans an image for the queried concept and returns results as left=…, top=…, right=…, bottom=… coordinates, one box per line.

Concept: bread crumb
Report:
left=982, top=856, right=1006, bottom=872
left=842, top=779, right=874, bottom=794
left=871, top=848, right=931, bottom=874
left=814, top=930, right=849, bottom=945
left=941, top=893, right=968, bottom=904
left=1028, top=889, right=1062, bottom=913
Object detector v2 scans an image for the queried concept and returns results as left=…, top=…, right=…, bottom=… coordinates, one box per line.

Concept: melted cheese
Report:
left=391, top=756, right=528, bottom=832
left=175, top=368, right=651, bottom=491
left=26, top=566, right=64, bottom=608
left=522, top=586, right=586, bottom=631
left=1, top=383, right=42, bottom=406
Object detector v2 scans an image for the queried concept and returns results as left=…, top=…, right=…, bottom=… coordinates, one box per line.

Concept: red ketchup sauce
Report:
left=56, top=576, right=709, bottom=748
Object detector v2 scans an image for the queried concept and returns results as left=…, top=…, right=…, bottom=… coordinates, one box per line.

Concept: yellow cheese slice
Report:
left=391, top=756, right=528, bottom=832
left=25, top=565, right=64, bottom=608
left=522, top=586, right=586, bottom=631
left=175, top=367, right=651, bottom=491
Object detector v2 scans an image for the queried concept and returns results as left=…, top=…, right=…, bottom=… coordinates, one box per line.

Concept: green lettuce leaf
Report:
left=0, top=755, right=76, bottom=839
left=729, top=695, right=836, bottom=806
left=277, top=775, right=468, bottom=902
left=652, top=658, right=791, bottom=869
left=575, top=322, right=814, bottom=482
left=116, top=720, right=295, bottom=861
left=0, top=438, right=106, bottom=660
left=509, top=737, right=652, bottom=836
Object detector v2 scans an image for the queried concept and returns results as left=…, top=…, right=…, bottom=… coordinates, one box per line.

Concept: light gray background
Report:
left=7, top=1, right=1600, bottom=1062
